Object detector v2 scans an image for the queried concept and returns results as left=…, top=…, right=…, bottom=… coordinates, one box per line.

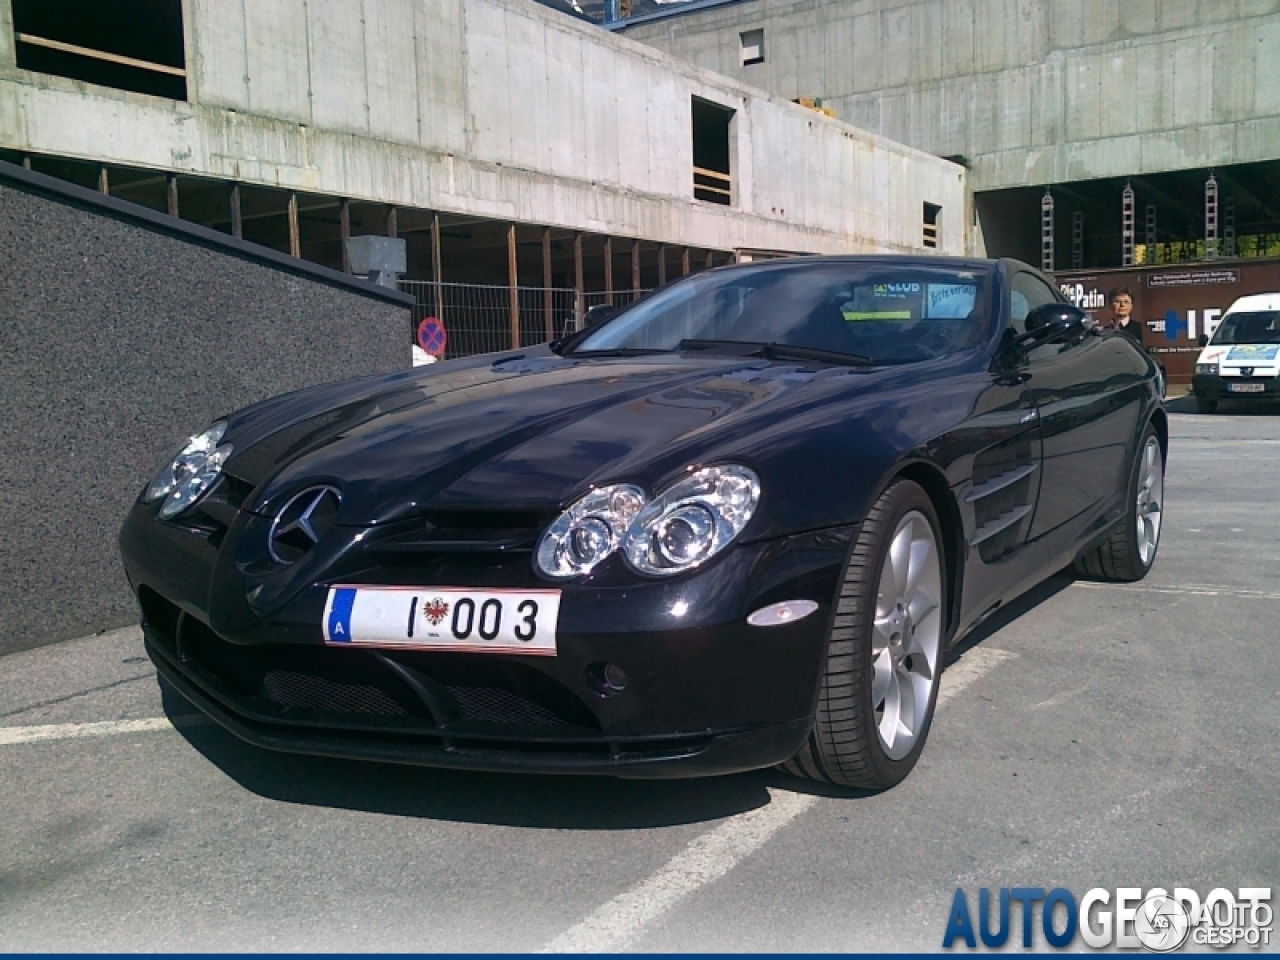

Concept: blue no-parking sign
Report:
left=417, top=316, right=447, bottom=357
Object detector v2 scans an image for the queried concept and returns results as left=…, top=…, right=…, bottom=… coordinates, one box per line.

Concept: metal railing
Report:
left=400, top=281, right=651, bottom=359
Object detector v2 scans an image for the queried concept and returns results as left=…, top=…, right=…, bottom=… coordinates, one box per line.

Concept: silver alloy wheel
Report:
left=871, top=510, right=943, bottom=760
left=1136, top=436, right=1164, bottom=566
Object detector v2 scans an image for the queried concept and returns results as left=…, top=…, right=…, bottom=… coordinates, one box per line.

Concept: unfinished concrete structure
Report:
left=0, top=0, right=966, bottom=299
left=620, top=0, right=1280, bottom=268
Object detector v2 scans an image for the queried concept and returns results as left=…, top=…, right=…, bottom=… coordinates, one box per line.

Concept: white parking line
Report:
left=0, top=717, right=174, bottom=746
left=1072, top=581, right=1280, bottom=602
left=541, top=645, right=1015, bottom=953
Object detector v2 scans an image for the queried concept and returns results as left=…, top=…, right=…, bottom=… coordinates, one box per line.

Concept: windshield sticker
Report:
left=926, top=284, right=977, bottom=319
left=872, top=282, right=922, bottom=297
left=1227, top=345, right=1280, bottom=361
left=842, top=310, right=914, bottom=322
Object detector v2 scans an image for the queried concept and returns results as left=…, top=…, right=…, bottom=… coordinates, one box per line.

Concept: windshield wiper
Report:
left=569, top=347, right=674, bottom=358
left=678, top=339, right=872, bottom=367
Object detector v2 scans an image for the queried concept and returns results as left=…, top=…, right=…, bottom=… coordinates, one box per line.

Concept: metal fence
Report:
left=400, top=281, right=651, bottom=359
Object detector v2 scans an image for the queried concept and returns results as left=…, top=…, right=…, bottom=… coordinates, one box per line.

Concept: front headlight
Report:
left=1195, top=363, right=1219, bottom=375
left=535, top=483, right=647, bottom=579
left=143, top=421, right=233, bottom=520
left=622, top=465, right=760, bottom=576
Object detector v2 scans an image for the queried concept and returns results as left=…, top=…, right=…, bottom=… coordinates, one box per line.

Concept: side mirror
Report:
left=584, top=304, right=619, bottom=327
left=1025, top=302, right=1087, bottom=339
left=1198, top=333, right=1209, bottom=347
left=1007, top=303, right=1087, bottom=357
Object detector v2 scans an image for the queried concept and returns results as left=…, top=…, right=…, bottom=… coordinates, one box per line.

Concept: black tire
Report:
left=1195, top=394, right=1218, bottom=414
left=783, top=478, right=947, bottom=791
left=1072, top=423, right=1164, bottom=583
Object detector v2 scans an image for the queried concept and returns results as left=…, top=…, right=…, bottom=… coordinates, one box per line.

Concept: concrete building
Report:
left=0, top=0, right=966, bottom=356
left=619, top=0, right=1280, bottom=270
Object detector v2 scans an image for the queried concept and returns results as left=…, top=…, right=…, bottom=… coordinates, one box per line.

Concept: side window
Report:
left=1009, top=273, right=1059, bottom=335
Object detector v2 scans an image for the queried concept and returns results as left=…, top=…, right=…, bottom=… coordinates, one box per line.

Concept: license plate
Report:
left=323, top=586, right=560, bottom=655
left=1228, top=382, right=1266, bottom=393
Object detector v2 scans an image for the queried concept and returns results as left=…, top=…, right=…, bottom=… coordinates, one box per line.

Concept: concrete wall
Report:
left=620, top=0, right=1280, bottom=193
left=0, top=0, right=965, bottom=255
left=0, top=163, right=411, bottom=656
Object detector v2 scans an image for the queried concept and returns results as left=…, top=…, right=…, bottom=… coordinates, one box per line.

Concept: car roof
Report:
left=708, top=253, right=1007, bottom=273
left=1225, top=292, right=1280, bottom=314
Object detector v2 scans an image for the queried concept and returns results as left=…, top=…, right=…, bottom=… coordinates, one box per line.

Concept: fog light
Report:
left=604, top=663, right=628, bottom=691
left=586, top=661, right=628, bottom=697
left=747, top=599, right=820, bottom=627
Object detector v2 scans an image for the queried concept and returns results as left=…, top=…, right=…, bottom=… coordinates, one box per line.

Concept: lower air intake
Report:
left=262, top=670, right=409, bottom=717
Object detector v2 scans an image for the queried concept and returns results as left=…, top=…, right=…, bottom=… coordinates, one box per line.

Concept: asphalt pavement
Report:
left=2, top=404, right=1277, bottom=951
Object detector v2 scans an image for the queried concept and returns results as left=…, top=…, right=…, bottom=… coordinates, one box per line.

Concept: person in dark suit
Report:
left=1107, top=286, right=1144, bottom=345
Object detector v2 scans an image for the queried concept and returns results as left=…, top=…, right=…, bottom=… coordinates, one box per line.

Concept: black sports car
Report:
left=120, top=256, right=1166, bottom=790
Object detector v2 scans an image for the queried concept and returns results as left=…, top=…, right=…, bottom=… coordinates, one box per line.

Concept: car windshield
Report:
left=1209, top=311, right=1280, bottom=345
left=572, top=261, right=991, bottom=364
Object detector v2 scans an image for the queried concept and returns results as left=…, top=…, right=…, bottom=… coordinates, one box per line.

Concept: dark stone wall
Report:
left=0, top=170, right=412, bottom=656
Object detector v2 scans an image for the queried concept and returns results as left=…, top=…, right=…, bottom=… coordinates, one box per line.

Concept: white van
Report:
left=1191, top=292, right=1280, bottom=413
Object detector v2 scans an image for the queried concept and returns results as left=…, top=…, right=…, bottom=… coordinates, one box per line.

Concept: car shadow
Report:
left=946, top=569, right=1076, bottom=662
left=160, top=681, right=778, bottom=830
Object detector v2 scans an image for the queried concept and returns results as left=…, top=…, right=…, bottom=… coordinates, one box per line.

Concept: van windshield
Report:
left=1210, top=311, right=1280, bottom=345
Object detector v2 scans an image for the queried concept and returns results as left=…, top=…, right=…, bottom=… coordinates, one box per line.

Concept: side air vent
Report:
left=968, top=433, right=1037, bottom=563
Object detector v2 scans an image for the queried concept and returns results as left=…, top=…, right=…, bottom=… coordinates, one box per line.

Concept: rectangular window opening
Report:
left=740, top=29, right=765, bottom=66
left=12, top=0, right=187, bottom=101
left=923, top=202, right=942, bottom=249
left=692, top=97, right=734, bottom=207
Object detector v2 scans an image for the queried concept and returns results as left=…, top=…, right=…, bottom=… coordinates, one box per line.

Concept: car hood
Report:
left=223, top=348, right=970, bottom=534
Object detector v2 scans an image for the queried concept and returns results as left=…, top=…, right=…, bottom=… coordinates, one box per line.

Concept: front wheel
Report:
left=1072, top=425, right=1164, bottom=582
left=783, top=479, right=946, bottom=791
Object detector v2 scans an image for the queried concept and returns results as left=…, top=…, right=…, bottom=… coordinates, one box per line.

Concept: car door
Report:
left=951, top=273, right=1045, bottom=632
left=1011, top=270, right=1144, bottom=543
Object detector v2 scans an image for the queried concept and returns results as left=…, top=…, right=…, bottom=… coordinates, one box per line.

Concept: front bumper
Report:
left=121, top=496, right=852, bottom=777
left=1192, top=373, right=1280, bottom=401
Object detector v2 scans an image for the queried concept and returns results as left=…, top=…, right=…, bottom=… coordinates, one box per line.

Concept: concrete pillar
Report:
left=97, top=165, right=109, bottom=196
left=657, top=244, right=667, bottom=286
left=230, top=184, right=243, bottom=239
left=1072, top=211, right=1084, bottom=270
left=543, top=227, right=553, bottom=340
left=631, top=239, right=641, bottom=292
left=387, top=206, right=398, bottom=239
left=604, top=236, right=614, bottom=304
left=573, top=234, right=584, bottom=329
left=167, top=174, right=179, bottom=218
left=340, top=199, right=351, bottom=271
left=508, top=224, right=520, bottom=350
left=287, top=193, right=300, bottom=258
left=431, top=212, right=443, bottom=323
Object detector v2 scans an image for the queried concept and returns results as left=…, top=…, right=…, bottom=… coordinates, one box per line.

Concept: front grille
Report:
left=447, top=685, right=565, bottom=726
left=369, top=509, right=548, bottom=555
left=139, top=589, right=600, bottom=736
left=263, top=670, right=410, bottom=717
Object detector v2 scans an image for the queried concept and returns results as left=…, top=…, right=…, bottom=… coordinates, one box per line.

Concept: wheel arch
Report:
left=895, top=461, right=964, bottom=644
left=1149, top=406, right=1169, bottom=462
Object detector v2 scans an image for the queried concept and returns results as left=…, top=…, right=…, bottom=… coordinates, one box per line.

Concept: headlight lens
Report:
left=144, top=421, right=233, bottom=519
left=622, top=465, right=760, bottom=576
left=1195, top=363, right=1219, bottom=375
left=535, top=483, right=646, bottom=579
